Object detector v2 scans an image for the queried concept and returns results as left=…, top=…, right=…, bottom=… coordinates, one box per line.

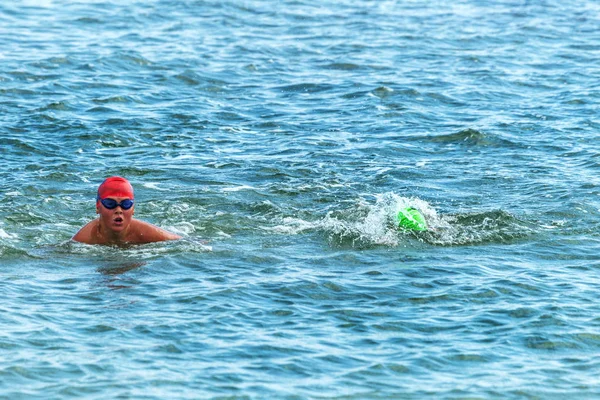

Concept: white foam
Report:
left=169, top=222, right=196, bottom=235
left=269, top=217, right=317, bottom=235
left=267, top=192, right=438, bottom=247
left=0, top=229, right=17, bottom=239
left=222, top=185, right=255, bottom=192
left=141, top=182, right=167, bottom=191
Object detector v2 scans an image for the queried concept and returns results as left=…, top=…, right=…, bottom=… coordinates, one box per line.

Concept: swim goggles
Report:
left=97, top=197, right=134, bottom=210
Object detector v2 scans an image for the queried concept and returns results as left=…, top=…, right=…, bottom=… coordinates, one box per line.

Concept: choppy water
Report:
left=2, top=0, right=600, bottom=398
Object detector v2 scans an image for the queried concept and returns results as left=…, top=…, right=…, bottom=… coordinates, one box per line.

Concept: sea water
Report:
left=2, top=0, right=600, bottom=398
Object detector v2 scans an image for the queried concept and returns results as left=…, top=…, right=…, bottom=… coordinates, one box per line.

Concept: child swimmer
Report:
left=72, top=176, right=182, bottom=245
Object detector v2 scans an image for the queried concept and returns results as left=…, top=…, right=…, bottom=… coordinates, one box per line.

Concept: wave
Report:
left=0, top=228, right=40, bottom=260
left=57, top=237, right=212, bottom=258
left=422, top=209, right=536, bottom=246
left=268, top=193, right=536, bottom=248
left=423, top=128, right=520, bottom=148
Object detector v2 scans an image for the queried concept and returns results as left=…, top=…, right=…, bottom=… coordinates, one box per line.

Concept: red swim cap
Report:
left=97, top=176, right=134, bottom=200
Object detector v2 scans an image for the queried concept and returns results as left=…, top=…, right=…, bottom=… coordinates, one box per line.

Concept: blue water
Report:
left=2, top=0, right=600, bottom=398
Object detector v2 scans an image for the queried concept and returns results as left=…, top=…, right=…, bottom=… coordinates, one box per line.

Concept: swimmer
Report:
left=72, top=176, right=182, bottom=245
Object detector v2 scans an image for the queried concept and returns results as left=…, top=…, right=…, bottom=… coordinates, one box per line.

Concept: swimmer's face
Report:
left=96, top=196, right=134, bottom=233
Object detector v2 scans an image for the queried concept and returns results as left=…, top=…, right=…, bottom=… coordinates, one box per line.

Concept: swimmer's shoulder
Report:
left=129, top=219, right=182, bottom=243
left=72, top=219, right=100, bottom=244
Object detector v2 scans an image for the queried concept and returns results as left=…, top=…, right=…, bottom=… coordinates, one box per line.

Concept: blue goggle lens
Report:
left=99, top=198, right=134, bottom=210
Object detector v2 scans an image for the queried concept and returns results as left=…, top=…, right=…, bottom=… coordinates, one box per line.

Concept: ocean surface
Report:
left=2, top=0, right=600, bottom=398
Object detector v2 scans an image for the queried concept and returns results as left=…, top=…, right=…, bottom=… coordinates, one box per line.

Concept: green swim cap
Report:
left=397, top=207, right=427, bottom=231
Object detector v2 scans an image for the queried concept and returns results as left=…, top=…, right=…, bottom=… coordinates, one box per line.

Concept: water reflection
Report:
left=96, top=261, right=146, bottom=290
left=97, top=261, right=146, bottom=276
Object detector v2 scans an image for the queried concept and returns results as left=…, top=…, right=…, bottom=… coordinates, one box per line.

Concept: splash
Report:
left=269, top=193, right=535, bottom=248
left=423, top=209, right=536, bottom=246
left=270, top=193, right=437, bottom=247
left=320, top=193, right=437, bottom=247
